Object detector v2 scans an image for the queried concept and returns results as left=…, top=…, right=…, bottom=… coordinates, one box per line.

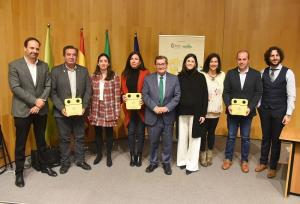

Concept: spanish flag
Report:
left=78, top=28, right=86, bottom=66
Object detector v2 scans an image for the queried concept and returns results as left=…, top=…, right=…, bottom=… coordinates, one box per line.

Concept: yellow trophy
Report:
left=231, top=98, right=248, bottom=116
left=64, top=98, right=83, bottom=116
left=125, top=93, right=141, bottom=110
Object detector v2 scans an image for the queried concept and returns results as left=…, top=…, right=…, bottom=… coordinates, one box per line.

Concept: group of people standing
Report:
left=8, top=37, right=295, bottom=188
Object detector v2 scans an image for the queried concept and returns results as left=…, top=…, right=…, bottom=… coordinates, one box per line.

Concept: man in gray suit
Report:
left=51, top=45, right=91, bottom=174
left=9, top=37, right=57, bottom=188
left=142, top=56, right=181, bottom=175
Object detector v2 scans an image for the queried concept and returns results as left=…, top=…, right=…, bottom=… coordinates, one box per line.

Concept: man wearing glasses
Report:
left=142, top=56, right=181, bottom=175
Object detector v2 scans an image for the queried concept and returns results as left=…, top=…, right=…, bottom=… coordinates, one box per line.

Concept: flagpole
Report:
left=104, top=30, right=111, bottom=57
left=44, top=23, right=58, bottom=146
left=134, top=32, right=140, bottom=53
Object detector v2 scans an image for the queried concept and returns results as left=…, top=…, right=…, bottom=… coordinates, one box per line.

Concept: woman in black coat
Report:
left=176, top=53, right=208, bottom=175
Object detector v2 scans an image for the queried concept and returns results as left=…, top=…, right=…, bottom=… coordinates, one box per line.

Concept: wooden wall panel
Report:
left=0, top=0, right=299, bottom=163
left=219, top=0, right=300, bottom=138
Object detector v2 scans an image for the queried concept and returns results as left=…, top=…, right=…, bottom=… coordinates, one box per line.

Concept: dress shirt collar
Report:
left=24, top=56, right=38, bottom=65
left=270, top=63, right=282, bottom=70
left=65, top=63, right=77, bottom=71
left=157, top=73, right=166, bottom=79
left=237, top=67, right=249, bottom=74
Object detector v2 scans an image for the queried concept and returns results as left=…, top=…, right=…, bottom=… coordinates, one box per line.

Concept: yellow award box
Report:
left=231, top=98, right=248, bottom=116
left=125, top=93, right=141, bottom=110
left=64, top=98, right=83, bottom=116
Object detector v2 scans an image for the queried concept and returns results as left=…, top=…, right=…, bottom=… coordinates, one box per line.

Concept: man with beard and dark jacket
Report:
left=255, top=46, right=296, bottom=178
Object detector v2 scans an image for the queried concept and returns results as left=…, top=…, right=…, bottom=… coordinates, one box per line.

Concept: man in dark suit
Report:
left=255, top=47, right=296, bottom=178
left=51, top=45, right=91, bottom=174
left=222, top=50, right=262, bottom=173
left=9, top=37, right=57, bottom=188
left=142, top=56, right=181, bottom=175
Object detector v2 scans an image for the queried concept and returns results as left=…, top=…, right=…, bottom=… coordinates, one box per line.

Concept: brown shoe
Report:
left=222, top=159, right=232, bottom=170
left=241, top=161, right=249, bottom=173
left=255, top=164, right=267, bottom=172
left=267, top=169, right=276, bottom=178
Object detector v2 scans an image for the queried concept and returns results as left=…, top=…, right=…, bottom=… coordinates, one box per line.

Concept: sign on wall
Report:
left=159, top=35, right=205, bottom=75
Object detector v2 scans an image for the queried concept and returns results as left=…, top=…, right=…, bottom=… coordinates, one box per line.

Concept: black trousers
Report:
left=200, top=118, right=219, bottom=151
left=14, top=114, right=48, bottom=174
left=258, top=108, right=285, bottom=170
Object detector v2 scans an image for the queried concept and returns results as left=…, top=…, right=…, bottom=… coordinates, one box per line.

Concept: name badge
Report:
left=64, top=98, right=83, bottom=116
left=231, top=98, right=248, bottom=116
left=125, top=93, right=141, bottom=110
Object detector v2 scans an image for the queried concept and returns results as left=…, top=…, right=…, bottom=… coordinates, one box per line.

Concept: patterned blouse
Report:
left=201, top=71, right=225, bottom=118
left=88, top=74, right=121, bottom=127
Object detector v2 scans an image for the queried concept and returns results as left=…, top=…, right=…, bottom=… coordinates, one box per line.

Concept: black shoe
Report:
left=41, top=167, right=57, bottom=177
left=59, top=165, right=70, bottom=174
left=186, top=170, right=193, bottom=175
left=162, top=163, right=172, bottom=175
left=76, top=162, right=91, bottom=170
left=107, top=156, right=112, bottom=167
left=179, top=165, right=186, bottom=170
left=130, top=153, right=135, bottom=167
left=93, top=154, right=102, bottom=165
left=145, top=164, right=158, bottom=173
left=15, top=174, right=25, bottom=187
left=136, top=153, right=142, bottom=167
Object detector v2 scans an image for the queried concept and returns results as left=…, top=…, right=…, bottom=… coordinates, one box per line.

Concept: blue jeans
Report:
left=225, top=115, right=253, bottom=162
left=128, top=113, right=145, bottom=154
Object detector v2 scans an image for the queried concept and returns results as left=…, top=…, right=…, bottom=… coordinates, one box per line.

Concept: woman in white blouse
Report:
left=200, top=53, right=225, bottom=166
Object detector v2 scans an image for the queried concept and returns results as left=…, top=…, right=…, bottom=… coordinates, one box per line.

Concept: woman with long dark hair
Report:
left=177, top=53, right=208, bottom=175
left=121, top=51, right=150, bottom=167
left=88, top=53, right=120, bottom=167
left=200, top=53, right=225, bottom=166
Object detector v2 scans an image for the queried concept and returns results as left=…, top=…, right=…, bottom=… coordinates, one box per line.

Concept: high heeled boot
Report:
left=206, top=150, right=213, bottom=166
left=200, top=151, right=207, bottom=167
left=93, top=135, right=103, bottom=165
left=136, top=152, right=142, bottom=167
left=130, top=152, right=135, bottom=167
left=106, top=151, right=112, bottom=167
left=106, top=137, right=113, bottom=167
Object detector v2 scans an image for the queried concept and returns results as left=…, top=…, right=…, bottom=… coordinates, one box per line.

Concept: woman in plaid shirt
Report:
left=88, top=53, right=121, bottom=167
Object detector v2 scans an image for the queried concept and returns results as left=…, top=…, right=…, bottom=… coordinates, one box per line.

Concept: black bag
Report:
left=31, top=147, right=61, bottom=171
left=45, top=147, right=61, bottom=168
